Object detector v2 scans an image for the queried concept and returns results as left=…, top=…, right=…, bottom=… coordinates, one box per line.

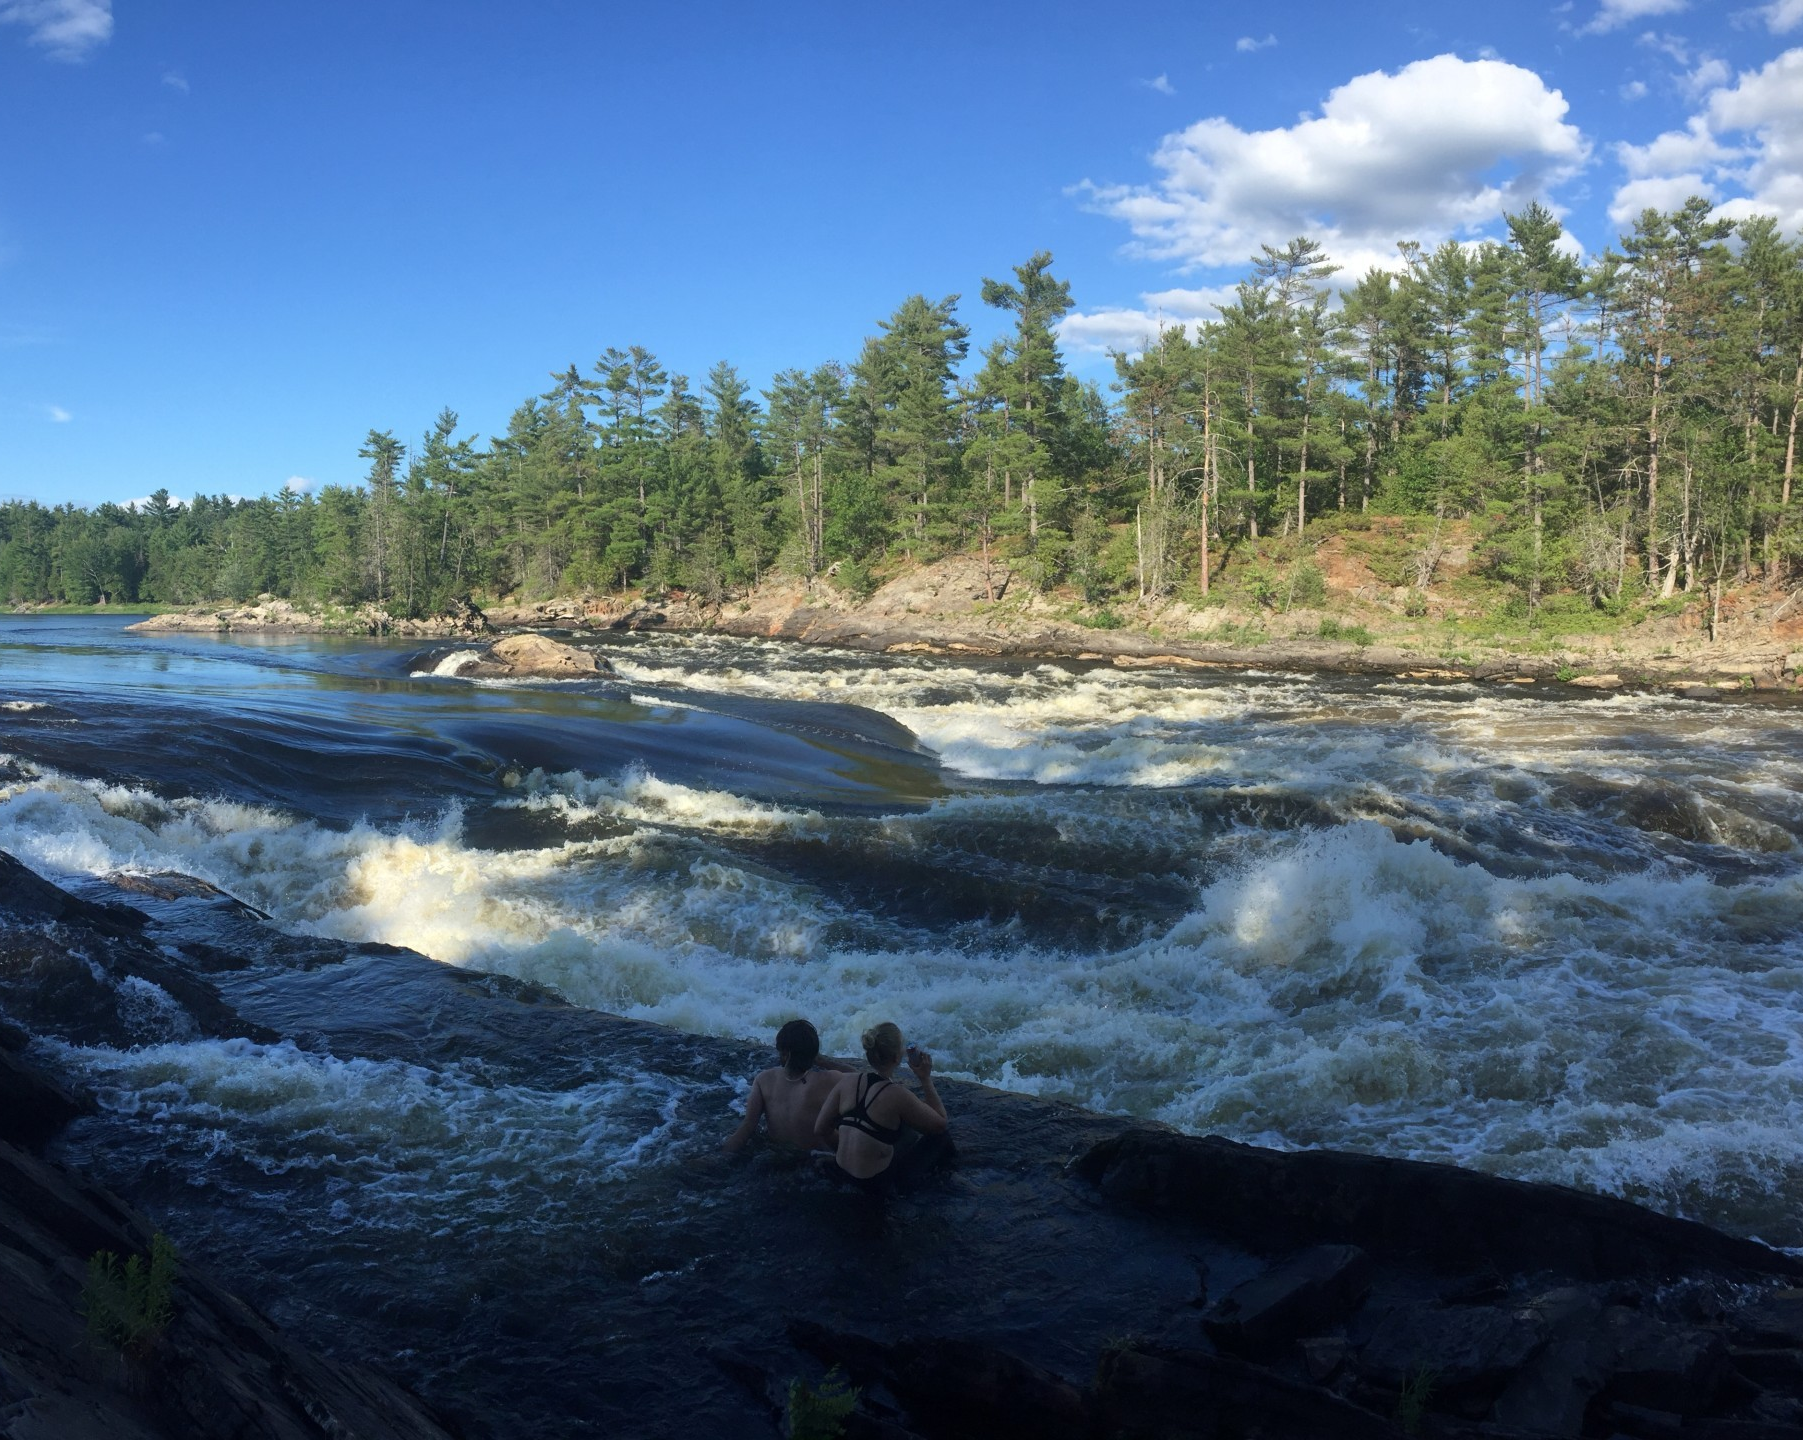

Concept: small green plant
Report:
left=1081, top=607, right=1125, bottom=630
left=1555, top=664, right=1577, bottom=683
left=1394, top=1364, right=1438, bottom=1436
left=832, top=558, right=879, bottom=601
left=1739, top=673, right=1755, bottom=691
left=786, top=1366, right=860, bottom=1440
left=1320, top=617, right=1373, bottom=645
left=82, top=1233, right=179, bottom=1358
left=1402, top=589, right=1429, bottom=618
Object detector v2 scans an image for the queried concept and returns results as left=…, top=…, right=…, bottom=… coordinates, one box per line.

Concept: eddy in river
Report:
left=814, top=1021, right=952, bottom=1193
left=721, top=1019, right=852, bottom=1153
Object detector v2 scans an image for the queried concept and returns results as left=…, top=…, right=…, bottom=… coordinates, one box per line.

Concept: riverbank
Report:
left=124, top=554, right=1803, bottom=691
left=6, top=850, right=1803, bottom=1438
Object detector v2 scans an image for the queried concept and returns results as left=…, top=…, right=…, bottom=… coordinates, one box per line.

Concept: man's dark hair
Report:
left=776, top=1019, right=820, bottom=1076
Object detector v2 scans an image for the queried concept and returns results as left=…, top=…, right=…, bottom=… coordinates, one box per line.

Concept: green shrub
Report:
left=1288, top=560, right=1327, bottom=609
left=832, top=558, right=878, bottom=601
left=1244, top=564, right=1281, bottom=609
left=1080, top=607, right=1125, bottom=630
left=787, top=1367, right=860, bottom=1440
left=82, top=1233, right=178, bottom=1357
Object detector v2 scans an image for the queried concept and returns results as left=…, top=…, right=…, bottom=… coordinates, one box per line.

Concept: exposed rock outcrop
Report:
left=433, top=632, right=614, bottom=679
left=127, top=596, right=488, bottom=638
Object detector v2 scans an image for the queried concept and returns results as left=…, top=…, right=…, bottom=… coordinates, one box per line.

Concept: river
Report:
left=2, top=614, right=1800, bottom=1429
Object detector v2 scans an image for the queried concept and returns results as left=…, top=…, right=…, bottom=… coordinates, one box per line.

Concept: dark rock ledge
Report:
left=0, top=859, right=457, bottom=1440
left=755, top=1132, right=1803, bottom=1440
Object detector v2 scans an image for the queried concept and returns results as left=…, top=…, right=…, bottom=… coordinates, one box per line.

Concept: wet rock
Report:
left=0, top=1045, right=91, bottom=1149
left=0, top=851, right=146, bottom=938
left=1730, top=1348, right=1803, bottom=1386
left=788, top=1321, right=1088, bottom=1440
left=1202, top=1243, right=1372, bottom=1357
left=1604, top=1401, right=1684, bottom=1437
left=0, top=851, right=274, bottom=1047
left=1487, top=1290, right=1606, bottom=1436
left=1735, top=1291, right=1803, bottom=1348
left=0, top=1121, right=455, bottom=1440
left=1357, top=1300, right=1548, bottom=1401
left=1595, top=1306, right=1730, bottom=1417
left=459, top=632, right=614, bottom=678
left=1094, top=1343, right=1400, bottom=1440
left=1073, top=1128, right=1803, bottom=1282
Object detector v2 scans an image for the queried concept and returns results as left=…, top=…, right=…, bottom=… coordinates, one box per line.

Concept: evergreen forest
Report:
left=6, top=198, right=1801, bottom=631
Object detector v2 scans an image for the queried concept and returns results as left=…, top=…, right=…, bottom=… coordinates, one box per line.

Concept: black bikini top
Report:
left=836, top=1073, right=904, bottom=1146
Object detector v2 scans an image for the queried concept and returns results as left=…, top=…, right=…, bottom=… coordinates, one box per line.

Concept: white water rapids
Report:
left=3, top=626, right=1801, bottom=1242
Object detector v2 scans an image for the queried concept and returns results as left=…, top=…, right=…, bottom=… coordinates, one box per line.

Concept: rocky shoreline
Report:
left=6, top=852, right=1803, bottom=1438
left=122, top=560, right=1803, bottom=692
left=0, top=867, right=455, bottom=1440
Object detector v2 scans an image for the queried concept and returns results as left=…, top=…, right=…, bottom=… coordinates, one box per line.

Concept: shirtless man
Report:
left=721, top=1019, right=852, bottom=1152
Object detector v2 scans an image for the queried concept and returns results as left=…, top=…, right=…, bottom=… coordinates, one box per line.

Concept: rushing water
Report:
left=3, top=616, right=1802, bottom=1274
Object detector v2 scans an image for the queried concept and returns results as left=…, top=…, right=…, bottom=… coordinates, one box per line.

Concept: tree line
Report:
left=5, top=198, right=1799, bottom=627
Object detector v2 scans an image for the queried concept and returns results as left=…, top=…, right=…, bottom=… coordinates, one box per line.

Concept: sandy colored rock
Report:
left=1569, top=673, right=1624, bottom=688
left=461, top=633, right=610, bottom=678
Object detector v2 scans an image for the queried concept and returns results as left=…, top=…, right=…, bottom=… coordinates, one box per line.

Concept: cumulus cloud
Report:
left=46, top=404, right=70, bottom=423
left=1621, top=78, right=1650, bottom=99
left=1072, top=54, right=1589, bottom=277
left=161, top=69, right=188, bottom=92
left=1578, top=0, right=1687, bottom=35
left=1761, top=0, right=1803, bottom=31
left=1140, top=73, right=1175, bottom=95
left=1609, top=47, right=1803, bottom=231
left=1236, top=34, right=1276, bottom=53
left=283, top=475, right=317, bottom=494
left=1682, top=55, right=1730, bottom=94
left=1059, top=285, right=1238, bottom=356
left=0, top=0, right=111, bottom=60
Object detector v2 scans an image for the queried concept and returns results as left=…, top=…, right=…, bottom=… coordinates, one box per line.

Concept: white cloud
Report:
left=283, top=475, right=317, bottom=494
left=1236, top=34, right=1277, bottom=53
left=46, top=404, right=70, bottom=422
left=141, top=131, right=164, bottom=145
left=1761, top=0, right=1803, bottom=31
left=1639, top=30, right=1691, bottom=63
left=1609, top=47, right=1803, bottom=232
left=1140, top=73, right=1175, bottom=95
left=1621, top=78, right=1650, bottom=99
left=161, top=69, right=188, bottom=93
left=1682, top=55, right=1730, bottom=94
left=1073, top=54, right=1589, bottom=275
left=1579, top=0, right=1687, bottom=35
left=0, top=0, right=111, bottom=60
left=1059, top=285, right=1238, bottom=355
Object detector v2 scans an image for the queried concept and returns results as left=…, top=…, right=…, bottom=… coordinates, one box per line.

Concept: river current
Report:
left=2, top=614, right=1802, bottom=1422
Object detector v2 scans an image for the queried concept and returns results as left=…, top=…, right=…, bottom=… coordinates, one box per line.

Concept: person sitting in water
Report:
left=722, top=1019, right=853, bottom=1153
left=813, top=1021, right=951, bottom=1192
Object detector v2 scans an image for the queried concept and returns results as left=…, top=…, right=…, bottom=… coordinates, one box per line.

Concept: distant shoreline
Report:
left=119, top=557, right=1803, bottom=695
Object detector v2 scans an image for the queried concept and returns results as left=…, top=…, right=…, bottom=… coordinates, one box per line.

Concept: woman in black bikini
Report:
left=813, top=1021, right=950, bottom=1192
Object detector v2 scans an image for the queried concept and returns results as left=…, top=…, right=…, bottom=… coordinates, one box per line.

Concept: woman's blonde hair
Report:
left=861, top=1021, right=903, bottom=1069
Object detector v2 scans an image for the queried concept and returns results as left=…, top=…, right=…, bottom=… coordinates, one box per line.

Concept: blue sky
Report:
left=3, top=0, right=1800, bottom=507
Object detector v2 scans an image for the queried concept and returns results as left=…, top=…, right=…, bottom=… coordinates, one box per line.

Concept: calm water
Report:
left=3, top=613, right=1802, bottom=1425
